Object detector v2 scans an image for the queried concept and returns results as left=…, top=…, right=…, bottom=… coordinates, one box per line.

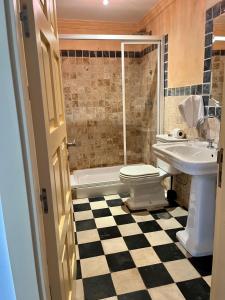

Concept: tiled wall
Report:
left=125, top=48, right=158, bottom=165
left=61, top=53, right=123, bottom=170
left=211, top=51, right=225, bottom=106
left=61, top=47, right=158, bottom=170
left=142, top=50, right=158, bottom=166
left=203, top=0, right=224, bottom=117
left=163, top=2, right=224, bottom=208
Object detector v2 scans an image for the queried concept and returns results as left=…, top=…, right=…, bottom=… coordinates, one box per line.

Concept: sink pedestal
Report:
left=176, top=174, right=217, bottom=257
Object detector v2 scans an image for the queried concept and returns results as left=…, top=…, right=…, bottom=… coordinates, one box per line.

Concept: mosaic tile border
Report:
left=203, top=1, right=225, bottom=88
left=163, top=0, right=225, bottom=119
left=163, top=35, right=211, bottom=103
left=212, top=49, right=225, bottom=56
left=60, top=45, right=158, bottom=59
left=203, top=0, right=225, bottom=116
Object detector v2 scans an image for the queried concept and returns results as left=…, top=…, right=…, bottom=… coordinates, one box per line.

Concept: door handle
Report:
left=217, top=148, right=223, bottom=188
left=67, top=139, right=76, bottom=149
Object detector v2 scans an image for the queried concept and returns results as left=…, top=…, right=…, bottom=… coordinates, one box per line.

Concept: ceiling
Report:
left=56, top=0, right=159, bottom=22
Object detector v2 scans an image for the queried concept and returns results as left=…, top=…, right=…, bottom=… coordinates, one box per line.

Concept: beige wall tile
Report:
left=211, top=55, right=225, bottom=106
left=62, top=49, right=158, bottom=170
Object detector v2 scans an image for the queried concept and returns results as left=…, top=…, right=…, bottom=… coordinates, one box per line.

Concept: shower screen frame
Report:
left=59, top=34, right=164, bottom=166
left=121, top=41, right=164, bottom=165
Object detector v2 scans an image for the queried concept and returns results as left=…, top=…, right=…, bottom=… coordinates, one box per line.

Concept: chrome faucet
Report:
left=207, top=139, right=215, bottom=149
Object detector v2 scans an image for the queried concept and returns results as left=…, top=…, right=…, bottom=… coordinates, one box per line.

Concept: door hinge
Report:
left=217, top=148, right=223, bottom=188
left=20, top=5, right=30, bottom=38
left=40, top=188, right=48, bottom=214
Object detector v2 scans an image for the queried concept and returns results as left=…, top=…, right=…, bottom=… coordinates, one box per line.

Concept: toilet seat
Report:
left=119, top=164, right=168, bottom=211
left=120, top=165, right=159, bottom=178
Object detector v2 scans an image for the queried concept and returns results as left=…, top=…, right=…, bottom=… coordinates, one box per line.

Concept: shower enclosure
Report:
left=60, top=35, right=164, bottom=197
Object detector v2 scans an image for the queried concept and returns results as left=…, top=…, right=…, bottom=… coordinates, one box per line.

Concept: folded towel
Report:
left=178, top=95, right=204, bottom=128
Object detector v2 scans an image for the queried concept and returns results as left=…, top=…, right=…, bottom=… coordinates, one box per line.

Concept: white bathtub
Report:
left=71, top=165, right=129, bottom=198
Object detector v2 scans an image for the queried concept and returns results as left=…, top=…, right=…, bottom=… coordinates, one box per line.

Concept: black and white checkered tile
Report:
left=73, top=194, right=212, bottom=300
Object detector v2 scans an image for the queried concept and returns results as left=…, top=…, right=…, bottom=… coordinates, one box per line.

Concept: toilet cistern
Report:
left=118, top=135, right=189, bottom=211
left=119, top=164, right=168, bottom=211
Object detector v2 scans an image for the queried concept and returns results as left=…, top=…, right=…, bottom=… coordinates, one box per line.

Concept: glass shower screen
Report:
left=121, top=42, right=161, bottom=166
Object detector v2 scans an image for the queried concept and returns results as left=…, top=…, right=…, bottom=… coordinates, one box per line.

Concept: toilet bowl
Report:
left=120, top=134, right=188, bottom=211
left=120, top=164, right=168, bottom=211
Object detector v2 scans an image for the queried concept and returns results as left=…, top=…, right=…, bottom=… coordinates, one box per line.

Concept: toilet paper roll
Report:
left=171, top=128, right=185, bottom=139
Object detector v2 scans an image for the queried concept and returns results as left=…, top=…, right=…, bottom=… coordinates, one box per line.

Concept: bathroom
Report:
left=54, top=0, right=225, bottom=299
left=2, top=0, right=225, bottom=299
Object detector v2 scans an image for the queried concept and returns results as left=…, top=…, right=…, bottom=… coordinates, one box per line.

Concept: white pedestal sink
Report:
left=153, top=141, right=218, bottom=257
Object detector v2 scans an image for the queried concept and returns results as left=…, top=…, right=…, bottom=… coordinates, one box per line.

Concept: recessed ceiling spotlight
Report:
left=103, top=0, right=109, bottom=6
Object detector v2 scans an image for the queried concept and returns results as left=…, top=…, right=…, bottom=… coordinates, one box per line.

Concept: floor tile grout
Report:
left=73, top=195, right=212, bottom=300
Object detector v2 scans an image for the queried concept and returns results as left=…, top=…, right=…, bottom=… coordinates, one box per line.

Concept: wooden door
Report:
left=20, top=0, right=75, bottom=299
left=211, top=112, right=225, bottom=299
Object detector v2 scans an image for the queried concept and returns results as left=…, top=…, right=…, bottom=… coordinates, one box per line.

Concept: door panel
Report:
left=52, top=53, right=64, bottom=123
left=68, top=211, right=76, bottom=276
left=52, top=151, right=65, bottom=237
left=20, top=0, right=75, bottom=299
left=61, top=142, right=71, bottom=207
left=61, top=240, right=70, bottom=300
left=39, top=0, right=47, bottom=17
left=40, top=36, right=56, bottom=130
left=47, top=0, right=57, bottom=34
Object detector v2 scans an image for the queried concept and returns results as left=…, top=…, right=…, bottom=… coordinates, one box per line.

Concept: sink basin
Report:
left=153, top=141, right=218, bottom=257
left=153, top=142, right=217, bottom=175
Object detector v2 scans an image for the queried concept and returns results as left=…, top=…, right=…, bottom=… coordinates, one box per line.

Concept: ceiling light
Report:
left=103, top=0, right=109, bottom=6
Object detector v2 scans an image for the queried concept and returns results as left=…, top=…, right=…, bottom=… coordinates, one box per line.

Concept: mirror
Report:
left=212, top=13, right=225, bottom=106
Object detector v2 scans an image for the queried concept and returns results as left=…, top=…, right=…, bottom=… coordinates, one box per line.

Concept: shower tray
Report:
left=71, top=165, right=129, bottom=199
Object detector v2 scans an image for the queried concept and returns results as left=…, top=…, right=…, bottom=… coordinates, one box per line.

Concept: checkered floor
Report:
left=73, top=194, right=212, bottom=300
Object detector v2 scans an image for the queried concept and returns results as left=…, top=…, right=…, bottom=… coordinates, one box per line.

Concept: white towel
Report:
left=178, top=95, right=204, bottom=128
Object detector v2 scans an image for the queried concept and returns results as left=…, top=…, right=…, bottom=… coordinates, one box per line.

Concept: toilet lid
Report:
left=120, top=165, right=159, bottom=177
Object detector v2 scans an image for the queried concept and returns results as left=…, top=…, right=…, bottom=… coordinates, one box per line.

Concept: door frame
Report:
left=0, top=0, right=50, bottom=299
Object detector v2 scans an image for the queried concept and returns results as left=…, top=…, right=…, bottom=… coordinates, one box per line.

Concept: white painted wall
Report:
left=206, top=0, right=220, bottom=9
left=0, top=197, right=16, bottom=300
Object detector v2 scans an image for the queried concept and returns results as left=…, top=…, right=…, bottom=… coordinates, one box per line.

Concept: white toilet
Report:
left=120, top=164, right=168, bottom=210
left=120, top=134, right=188, bottom=211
